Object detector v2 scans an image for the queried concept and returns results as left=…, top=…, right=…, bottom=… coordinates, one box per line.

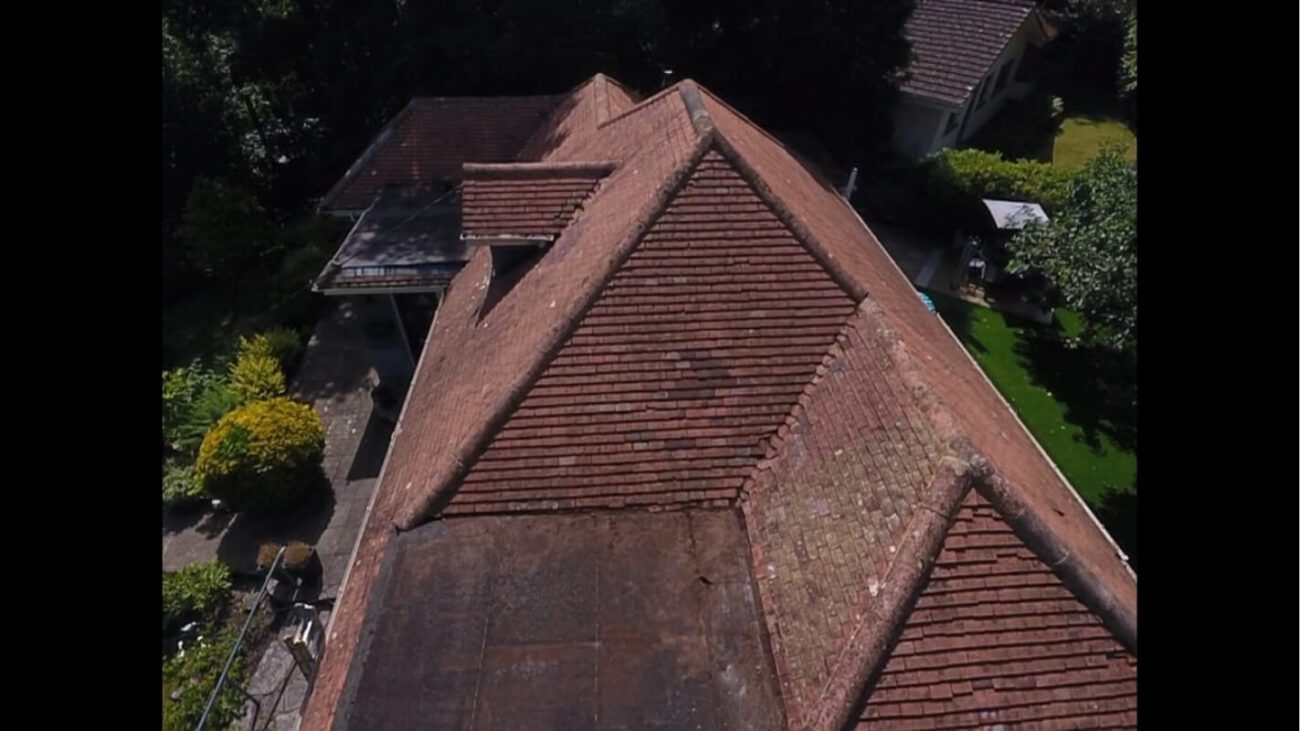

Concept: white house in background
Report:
left=892, top=0, right=1057, bottom=159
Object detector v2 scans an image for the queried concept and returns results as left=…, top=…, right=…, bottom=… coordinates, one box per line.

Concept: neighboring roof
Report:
left=301, top=74, right=1135, bottom=731
left=983, top=198, right=1050, bottom=230
left=901, top=0, right=1044, bottom=108
left=460, top=161, right=615, bottom=240
left=337, top=510, right=785, bottom=729
left=318, top=94, right=564, bottom=212
left=313, top=187, right=468, bottom=293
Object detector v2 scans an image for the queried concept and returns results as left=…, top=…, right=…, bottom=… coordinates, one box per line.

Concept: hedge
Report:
left=922, top=148, right=1074, bottom=232
left=195, top=398, right=325, bottom=513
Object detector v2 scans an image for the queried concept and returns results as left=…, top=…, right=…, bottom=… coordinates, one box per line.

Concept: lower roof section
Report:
left=315, top=187, right=470, bottom=294
left=337, top=509, right=785, bottom=730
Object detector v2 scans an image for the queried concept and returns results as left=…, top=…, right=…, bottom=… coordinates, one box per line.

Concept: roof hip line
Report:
left=806, top=455, right=978, bottom=731
left=974, top=470, right=1138, bottom=651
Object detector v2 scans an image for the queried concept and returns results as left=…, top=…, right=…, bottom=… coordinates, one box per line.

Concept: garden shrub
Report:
left=163, top=363, right=242, bottom=454
left=229, top=352, right=286, bottom=402
left=163, top=458, right=205, bottom=510
left=238, top=327, right=303, bottom=373
left=283, top=540, right=315, bottom=570
left=162, top=560, right=232, bottom=636
left=162, top=632, right=244, bottom=731
left=195, top=398, right=325, bottom=513
left=923, top=148, right=1074, bottom=231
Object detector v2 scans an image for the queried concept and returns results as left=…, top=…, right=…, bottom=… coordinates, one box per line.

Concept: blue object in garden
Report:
left=917, top=291, right=937, bottom=313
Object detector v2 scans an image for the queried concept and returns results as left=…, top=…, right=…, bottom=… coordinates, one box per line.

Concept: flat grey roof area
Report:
left=316, top=187, right=472, bottom=291
left=339, top=510, right=785, bottom=730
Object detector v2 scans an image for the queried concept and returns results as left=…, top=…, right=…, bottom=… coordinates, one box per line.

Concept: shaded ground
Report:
left=929, top=292, right=1136, bottom=560
left=342, top=509, right=785, bottom=731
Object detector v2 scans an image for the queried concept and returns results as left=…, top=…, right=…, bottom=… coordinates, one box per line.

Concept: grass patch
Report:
left=928, top=292, right=1136, bottom=560
left=1052, top=115, right=1136, bottom=169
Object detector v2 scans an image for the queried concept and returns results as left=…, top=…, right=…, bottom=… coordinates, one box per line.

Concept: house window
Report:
left=994, top=60, right=1014, bottom=93
left=944, top=112, right=959, bottom=135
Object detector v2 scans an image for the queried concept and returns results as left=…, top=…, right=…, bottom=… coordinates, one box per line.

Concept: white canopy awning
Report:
left=982, top=199, right=1050, bottom=230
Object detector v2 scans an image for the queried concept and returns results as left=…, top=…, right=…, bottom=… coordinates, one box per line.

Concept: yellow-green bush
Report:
left=229, top=352, right=286, bottom=402
left=238, top=327, right=303, bottom=372
left=195, top=398, right=324, bottom=512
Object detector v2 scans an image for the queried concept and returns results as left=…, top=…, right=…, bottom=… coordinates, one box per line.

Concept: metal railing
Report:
left=194, top=546, right=286, bottom=731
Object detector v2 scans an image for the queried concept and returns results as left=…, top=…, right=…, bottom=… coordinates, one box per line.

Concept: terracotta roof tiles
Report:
left=319, top=94, right=564, bottom=211
left=301, top=74, right=1135, bottom=731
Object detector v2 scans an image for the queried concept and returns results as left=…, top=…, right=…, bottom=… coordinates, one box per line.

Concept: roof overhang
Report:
left=460, top=234, right=554, bottom=247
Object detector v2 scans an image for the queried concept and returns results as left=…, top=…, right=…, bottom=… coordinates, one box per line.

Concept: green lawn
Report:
left=1052, top=115, right=1137, bottom=169
left=928, top=293, right=1136, bottom=560
left=966, top=101, right=1136, bottom=169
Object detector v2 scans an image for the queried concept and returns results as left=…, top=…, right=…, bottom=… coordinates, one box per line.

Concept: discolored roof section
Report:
left=337, top=510, right=784, bottom=730
left=901, top=0, right=1044, bottom=108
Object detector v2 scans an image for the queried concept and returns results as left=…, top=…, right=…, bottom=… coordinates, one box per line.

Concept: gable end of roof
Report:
left=395, top=130, right=722, bottom=530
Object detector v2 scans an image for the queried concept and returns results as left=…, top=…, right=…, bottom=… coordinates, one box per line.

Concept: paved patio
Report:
left=160, top=300, right=398, bottom=731
left=866, top=216, right=1052, bottom=324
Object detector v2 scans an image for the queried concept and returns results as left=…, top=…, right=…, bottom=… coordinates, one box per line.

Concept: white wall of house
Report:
left=890, top=100, right=949, bottom=159
left=895, top=20, right=1045, bottom=159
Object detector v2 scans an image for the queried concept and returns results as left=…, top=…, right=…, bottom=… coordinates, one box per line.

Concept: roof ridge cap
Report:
left=395, top=132, right=721, bottom=530
left=974, top=471, right=1138, bottom=651
left=705, top=128, right=867, bottom=302
left=462, top=160, right=619, bottom=178
left=597, top=79, right=691, bottom=129
left=591, top=73, right=612, bottom=123
left=676, top=80, right=715, bottom=136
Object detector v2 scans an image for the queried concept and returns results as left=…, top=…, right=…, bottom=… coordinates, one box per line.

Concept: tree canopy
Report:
left=1006, top=147, right=1136, bottom=353
left=162, top=0, right=916, bottom=228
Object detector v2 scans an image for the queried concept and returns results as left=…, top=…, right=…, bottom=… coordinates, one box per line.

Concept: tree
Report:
left=1118, top=12, right=1137, bottom=118
left=1006, top=147, right=1136, bottom=353
left=178, top=177, right=274, bottom=305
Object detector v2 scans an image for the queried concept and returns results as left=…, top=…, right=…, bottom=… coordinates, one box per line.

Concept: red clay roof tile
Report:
left=319, top=95, right=564, bottom=211
left=856, top=490, right=1137, bottom=730
left=300, top=74, right=1135, bottom=731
